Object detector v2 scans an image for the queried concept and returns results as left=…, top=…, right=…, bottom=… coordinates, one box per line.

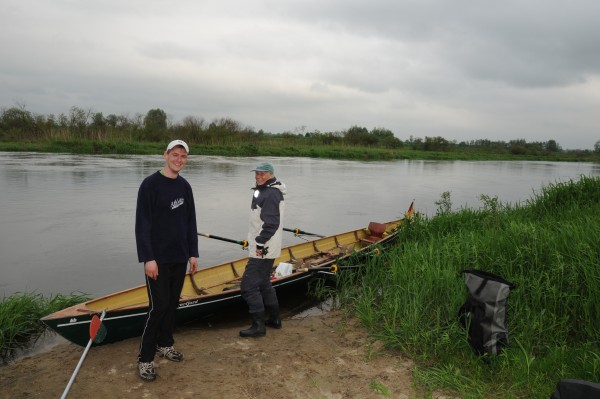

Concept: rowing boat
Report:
left=42, top=218, right=404, bottom=346
left=41, top=218, right=405, bottom=346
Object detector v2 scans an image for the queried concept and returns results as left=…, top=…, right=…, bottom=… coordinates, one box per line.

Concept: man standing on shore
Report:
left=135, top=139, right=199, bottom=381
left=239, top=162, right=286, bottom=337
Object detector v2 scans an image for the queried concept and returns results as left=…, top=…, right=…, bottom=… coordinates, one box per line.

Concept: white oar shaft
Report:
left=60, top=338, right=93, bottom=399
left=60, top=310, right=106, bottom=399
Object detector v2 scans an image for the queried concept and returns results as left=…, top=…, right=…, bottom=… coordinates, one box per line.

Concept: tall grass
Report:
left=0, top=292, right=89, bottom=363
left=337, top=175, right=600, bottom=398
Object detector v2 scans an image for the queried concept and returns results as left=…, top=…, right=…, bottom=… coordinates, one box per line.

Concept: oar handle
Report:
left=283, top=227, right=325, bottom=238
left=198, top=233, right=248, bottom=248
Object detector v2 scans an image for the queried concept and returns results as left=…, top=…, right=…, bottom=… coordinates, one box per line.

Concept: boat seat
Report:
left=359, top=222, right=387, bottom=244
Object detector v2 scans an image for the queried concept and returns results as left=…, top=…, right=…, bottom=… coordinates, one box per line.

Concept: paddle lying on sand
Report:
left=198, top=232, right=249, bottom=248
left=283, top=227, right=325, bottom=238
left=61, top=310, right=107, bottom=399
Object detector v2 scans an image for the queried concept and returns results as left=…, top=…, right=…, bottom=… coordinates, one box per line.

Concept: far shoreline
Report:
left=1, top=140, right=598, bottom=163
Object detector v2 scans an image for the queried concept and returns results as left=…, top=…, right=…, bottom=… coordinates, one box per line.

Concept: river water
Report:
left=1, top=152, right=598, bottom=298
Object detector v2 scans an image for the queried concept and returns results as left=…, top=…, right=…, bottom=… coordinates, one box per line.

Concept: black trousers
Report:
left=240, top=257, right=279, bottom=314
left=138, top=262, right=187, bottom=363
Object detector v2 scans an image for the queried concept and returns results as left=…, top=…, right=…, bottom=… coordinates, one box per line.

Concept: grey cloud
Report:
left=273, top=0, right=600, bottom=88
left=1, top=0, right=599, bottom=149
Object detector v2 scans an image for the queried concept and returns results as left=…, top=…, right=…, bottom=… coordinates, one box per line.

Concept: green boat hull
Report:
left=42, top=271, right=315, bottom=347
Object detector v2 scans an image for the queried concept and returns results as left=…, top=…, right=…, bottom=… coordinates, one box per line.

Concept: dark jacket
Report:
left=135, top=171, right=199, bottom=264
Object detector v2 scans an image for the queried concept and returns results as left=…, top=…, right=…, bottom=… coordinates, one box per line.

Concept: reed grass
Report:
left=0, top=292, right=89, bottom=363
left=336, top=175, right=600, bottom=398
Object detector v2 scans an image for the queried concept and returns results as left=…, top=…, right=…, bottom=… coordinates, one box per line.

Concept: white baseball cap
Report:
left=166, top=139, right=189, bottom=153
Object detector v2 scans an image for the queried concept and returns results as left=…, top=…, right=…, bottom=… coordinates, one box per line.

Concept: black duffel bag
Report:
left=458, top=269, right=515, bottom=356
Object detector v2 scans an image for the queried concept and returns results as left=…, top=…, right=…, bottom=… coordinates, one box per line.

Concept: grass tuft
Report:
left=0, top=292, right=89, bottom=363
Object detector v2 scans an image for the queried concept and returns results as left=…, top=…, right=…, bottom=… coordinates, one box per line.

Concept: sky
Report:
left=1, top=0, right=599, bottom=150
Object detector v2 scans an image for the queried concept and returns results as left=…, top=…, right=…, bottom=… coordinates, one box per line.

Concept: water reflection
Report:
left=0, top=151, right=598, bottom=298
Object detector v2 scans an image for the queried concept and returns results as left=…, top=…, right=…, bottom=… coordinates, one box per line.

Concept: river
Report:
left=1, top=152, right=598, bottom=297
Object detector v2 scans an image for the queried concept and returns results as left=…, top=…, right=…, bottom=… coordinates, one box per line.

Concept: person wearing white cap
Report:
left=134, top=139, right=199, bottom=381
left=239, top=161, right=287, bottom=337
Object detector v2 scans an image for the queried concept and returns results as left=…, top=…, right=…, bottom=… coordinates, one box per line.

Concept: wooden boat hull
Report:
left=41, top=218, right=403, bottom=346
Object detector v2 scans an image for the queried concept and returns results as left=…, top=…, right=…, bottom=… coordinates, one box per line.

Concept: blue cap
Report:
left=252, top=162, right=274, bottom=174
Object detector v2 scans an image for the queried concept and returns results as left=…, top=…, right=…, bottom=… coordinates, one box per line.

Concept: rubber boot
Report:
left=239, top=312, right=266, bottom=337
left=265, top=305, right=282, bottom=329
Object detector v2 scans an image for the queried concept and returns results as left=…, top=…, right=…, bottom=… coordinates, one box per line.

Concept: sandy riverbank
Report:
left=0, top=302, right=420, bottom=399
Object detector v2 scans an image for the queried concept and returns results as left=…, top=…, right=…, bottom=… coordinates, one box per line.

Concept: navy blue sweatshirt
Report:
left=135, top=171, right=199, bottom=264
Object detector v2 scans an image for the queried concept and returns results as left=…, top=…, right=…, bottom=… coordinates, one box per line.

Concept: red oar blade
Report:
left=89, top=313, right=107, bottom=344
left=89, top=315, right=101, bottom=339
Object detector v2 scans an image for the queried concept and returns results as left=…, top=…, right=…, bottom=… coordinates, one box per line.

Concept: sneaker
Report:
left=156, top=346, right=184, bottom=362
left=138, top=361, right=156, bottom=381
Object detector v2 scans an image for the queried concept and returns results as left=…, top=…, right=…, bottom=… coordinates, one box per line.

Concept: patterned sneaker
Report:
left=138, top=361, right=156, bottom=381
left=156, top=346, right=184, bottom=362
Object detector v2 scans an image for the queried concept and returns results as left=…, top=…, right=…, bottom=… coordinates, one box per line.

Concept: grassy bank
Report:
left=0, top=139, right=598, bottom=162
left=335, top=175, right=600, bottom=398
left=0, top=292, right=89, bottom=363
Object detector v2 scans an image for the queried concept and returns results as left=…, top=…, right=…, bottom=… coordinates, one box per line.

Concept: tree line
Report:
left=1, top=105, right=598, bottom=155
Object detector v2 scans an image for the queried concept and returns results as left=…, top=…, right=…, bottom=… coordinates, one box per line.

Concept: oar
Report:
left=61, top=310, right=107, bottom=399
left=198, top=232, right=248, bottom=248
left=296, top=264, right=365, bottom=273
left=283, top=227, right=325, bottom=238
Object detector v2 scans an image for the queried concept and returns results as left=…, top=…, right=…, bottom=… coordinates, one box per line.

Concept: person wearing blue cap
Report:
left=239, top=161, right=287, bottom=337
left=135, top=139, right=199, bottom=381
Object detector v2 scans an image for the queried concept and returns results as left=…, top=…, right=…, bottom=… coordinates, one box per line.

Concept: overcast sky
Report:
left=2, top=0, right=599, bottom=149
